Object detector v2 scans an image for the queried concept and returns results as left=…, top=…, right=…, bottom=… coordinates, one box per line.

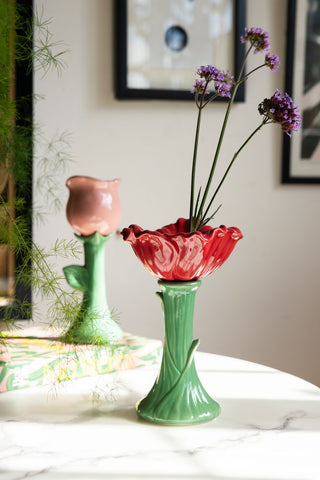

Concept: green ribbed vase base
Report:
left=137, top=388, right=221, bottom=425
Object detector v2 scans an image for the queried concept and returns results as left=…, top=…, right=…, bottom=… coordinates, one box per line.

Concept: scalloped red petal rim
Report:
left=121, top=218, right=243, bottom=243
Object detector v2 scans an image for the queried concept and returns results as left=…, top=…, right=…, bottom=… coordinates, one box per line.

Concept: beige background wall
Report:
left=33, top=0, right=320, bottom=386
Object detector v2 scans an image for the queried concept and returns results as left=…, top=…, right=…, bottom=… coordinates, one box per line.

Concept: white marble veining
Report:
left=0, top=352, right=319, bottom=480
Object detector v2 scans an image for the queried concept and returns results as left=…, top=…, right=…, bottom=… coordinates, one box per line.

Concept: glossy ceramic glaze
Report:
left=122, top=218, right=242, bottom=281
left=63, top=232, right=122, bottom=345
left=66, top=176, right=121, bottom=236
left=137, top=280, right=220, bottom=425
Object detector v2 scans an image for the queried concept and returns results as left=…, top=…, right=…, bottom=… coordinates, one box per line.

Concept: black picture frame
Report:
left=114, top=0, right=246, bottom=102
left=282, top=0, right=320, bottom=184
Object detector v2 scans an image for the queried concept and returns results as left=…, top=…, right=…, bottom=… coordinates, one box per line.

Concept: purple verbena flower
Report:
left=214, top=70, right=234, bottom=98
left=196, top=65, right=224, bottom=82
left=258, top=89, right=301, bottom=136
left=265, top=52, right=280, bottom=72
left=191, top=79, right=210, bottom=95
left=241, top=27, right=270, bottom=53
left=214, top=82, right=232, bottom=98
left=194, top=66, right=234, bottom=99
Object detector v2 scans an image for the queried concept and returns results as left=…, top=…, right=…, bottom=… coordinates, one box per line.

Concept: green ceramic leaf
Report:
left=63, top=265, right=89, bottom=291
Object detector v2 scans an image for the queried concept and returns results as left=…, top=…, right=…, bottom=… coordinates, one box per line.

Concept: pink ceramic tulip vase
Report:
left=63, top=176, right=122, bottom=345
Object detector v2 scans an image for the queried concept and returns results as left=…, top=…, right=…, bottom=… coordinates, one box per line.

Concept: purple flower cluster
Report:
left=241, top=27, right=270, bottom=53
left=241, top=27, right=280, bottom=73
left=187, top=27, right=301, bottom=232
left=258, top=89, right=301, bottom=136
left=192, top=65, right=234, bottom=99
left=265, top=52, right=280, bottom=72
left=215, top=70, right=234, bottom=98
left=196, top=65, right=224, bottom=82
left=191, top=79, right=210, bottom=95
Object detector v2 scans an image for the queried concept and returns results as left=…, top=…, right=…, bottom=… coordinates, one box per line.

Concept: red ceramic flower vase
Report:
left=121, top=218, right=242, bottom=281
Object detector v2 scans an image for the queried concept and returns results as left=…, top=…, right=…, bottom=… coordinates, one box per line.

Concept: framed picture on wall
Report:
left=282, top=0, right=320, bottom=183
left=114, top=0, right=246, bottom=101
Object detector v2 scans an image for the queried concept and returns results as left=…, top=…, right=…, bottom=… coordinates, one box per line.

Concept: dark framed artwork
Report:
left=114, top=0, right=246, bottom=101
left=282, top=0, right=320, bottom=183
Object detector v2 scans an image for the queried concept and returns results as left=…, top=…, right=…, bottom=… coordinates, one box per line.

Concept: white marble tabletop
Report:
left=0, top=351, right=319, bottom=480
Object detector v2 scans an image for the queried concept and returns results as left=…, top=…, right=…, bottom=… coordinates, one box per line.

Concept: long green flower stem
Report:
left=192, top=83, right=240, bottom=231
left=189, top=45, right=254, bottom=231
left=189, top=107, right=202, bottom=229
left=189, top=84, right=212, bottom=231
left=201, top=119, right=269, bottom=225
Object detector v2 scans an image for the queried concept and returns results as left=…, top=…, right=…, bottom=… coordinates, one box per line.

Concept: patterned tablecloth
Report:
left=0, top=326, right=162, bottom=393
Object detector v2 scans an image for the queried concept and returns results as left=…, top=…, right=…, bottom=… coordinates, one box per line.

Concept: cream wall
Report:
left=34, top=0, right=320, bottom=386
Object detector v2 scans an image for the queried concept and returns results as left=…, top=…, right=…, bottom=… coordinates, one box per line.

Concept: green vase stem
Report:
left=63, top=232, right=122, bottom=345
left=137, top=280, right=220, bottom=425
